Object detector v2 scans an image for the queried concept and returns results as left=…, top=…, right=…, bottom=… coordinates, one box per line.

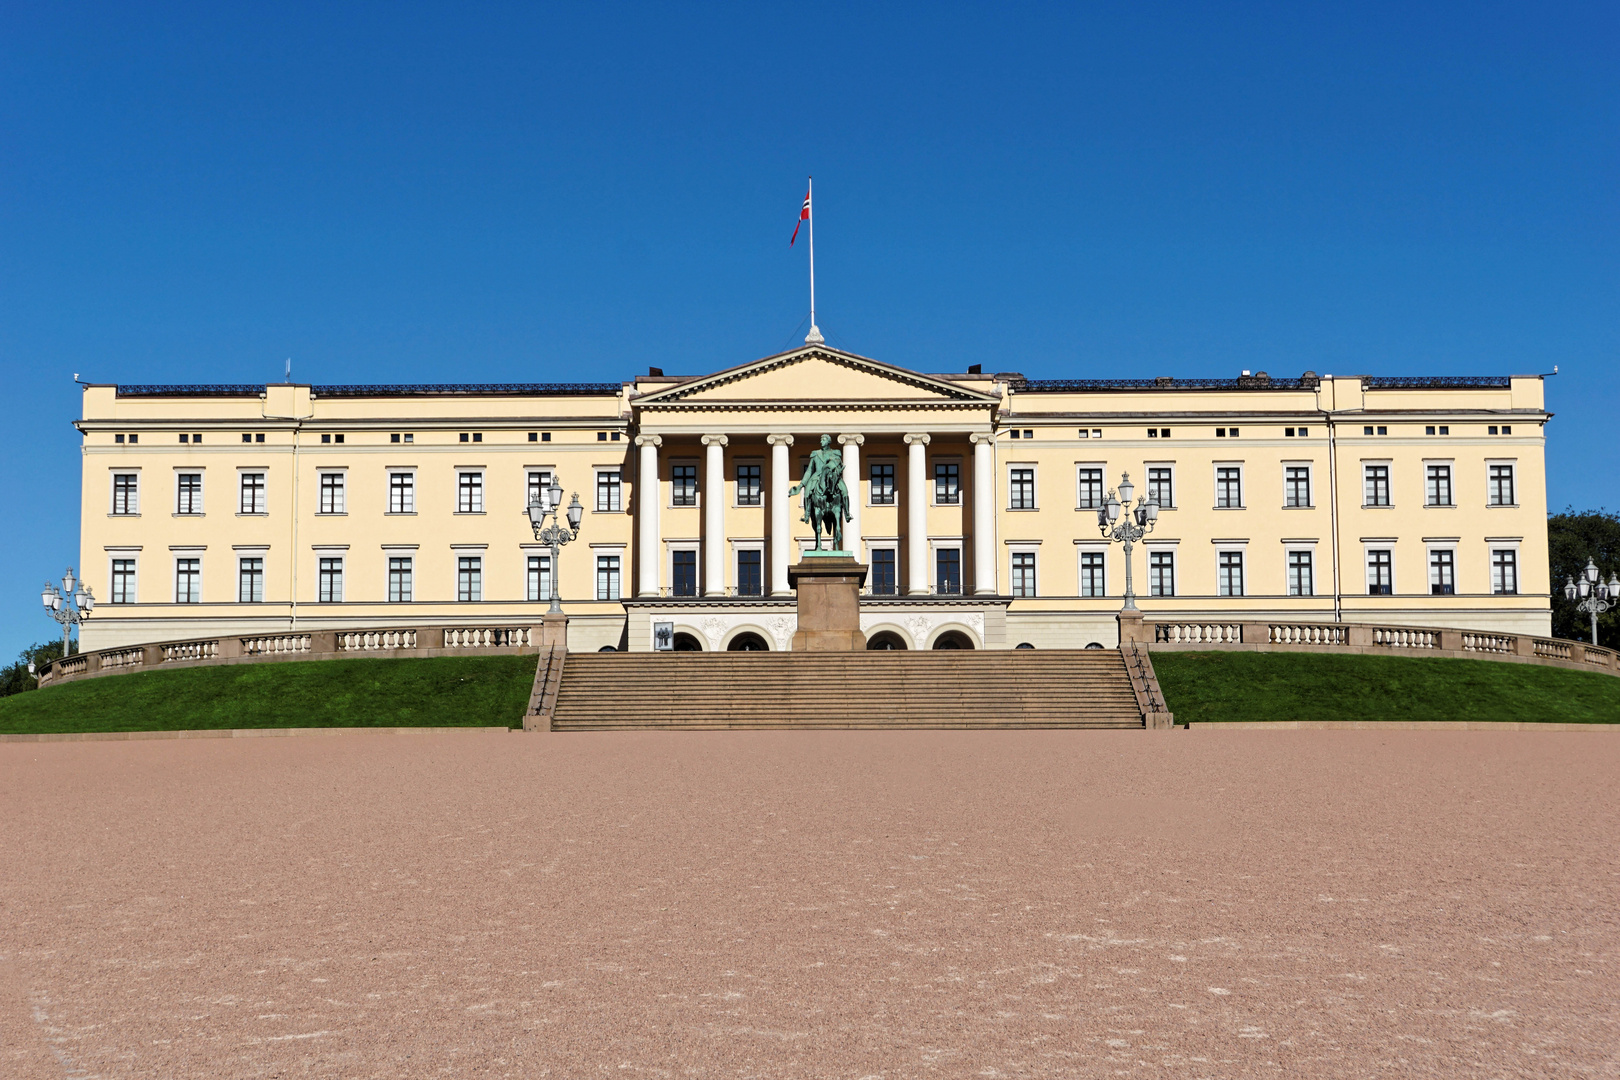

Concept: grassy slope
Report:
left=1152, top=651, right=1620, bottom=724
left=0, top=654, right=537, bottom=734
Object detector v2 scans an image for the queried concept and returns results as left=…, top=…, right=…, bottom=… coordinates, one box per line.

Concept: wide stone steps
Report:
left=551, top=650, right=1144, bottom=730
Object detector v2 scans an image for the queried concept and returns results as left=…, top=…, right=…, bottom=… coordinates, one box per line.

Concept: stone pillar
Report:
left=970, top=432, right=996, bottom=594
left=904, top=433, right=931, bottom=595
left=767, top=434, right=795, bottom=596
left=701, top=434, right=728, bottom=596
left=839, top=434, right=864, bottom=556
left=635, top=435, right=662, bottom=597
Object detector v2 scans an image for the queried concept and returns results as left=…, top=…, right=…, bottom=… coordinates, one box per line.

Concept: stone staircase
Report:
left=548, top=650, right=1153, bottom=730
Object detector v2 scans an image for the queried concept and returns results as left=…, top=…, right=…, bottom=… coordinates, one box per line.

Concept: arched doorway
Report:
left=1015, top=642, right=1035, bottom=649
left=931, top=630, right=975, bottom=650
left=672, top=632, right=704, bottom=652
left=727, top=632, right=769, bottom=651
left=867, top=631, right=908, bottom=650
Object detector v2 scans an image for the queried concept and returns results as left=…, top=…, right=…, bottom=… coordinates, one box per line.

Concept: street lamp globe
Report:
left=1585, top=559, right=1600, bottom=584
left=41, top=583, right=54, bottom=609
left=1117, top=475, right=1135, bottom=507
left=1565, top=577, right=1578, bottom=601
left=566, top=492, right=584, bottom=531
left=548, top=479, right=564, bottom=513
left=62, top=567, right=75, bottom=595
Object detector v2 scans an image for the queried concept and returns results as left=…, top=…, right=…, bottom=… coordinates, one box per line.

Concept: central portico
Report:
left=623, top=346, right=1009, bottom=650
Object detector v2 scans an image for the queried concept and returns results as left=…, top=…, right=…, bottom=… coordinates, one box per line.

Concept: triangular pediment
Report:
left=633, top=347, right=997, bottom=406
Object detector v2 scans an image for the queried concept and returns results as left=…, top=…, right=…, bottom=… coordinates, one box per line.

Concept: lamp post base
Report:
left=1117, top=609, right=1148, bottom=645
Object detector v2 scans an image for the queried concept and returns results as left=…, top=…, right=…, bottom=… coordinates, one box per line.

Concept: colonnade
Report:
left=633, top=431, right=996, bottom=598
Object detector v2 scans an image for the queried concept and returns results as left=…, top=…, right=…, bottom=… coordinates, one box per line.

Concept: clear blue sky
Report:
left=2, top=2, right=1615, bottom=658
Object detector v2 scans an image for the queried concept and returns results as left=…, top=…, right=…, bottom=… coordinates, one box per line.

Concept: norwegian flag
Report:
left=789, top=189, right=810, bottom=245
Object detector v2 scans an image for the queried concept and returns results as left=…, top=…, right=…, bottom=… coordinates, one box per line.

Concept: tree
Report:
left=1547, top=507, right=1620, bottom=648
left=0, top=640, right=75, bottom=698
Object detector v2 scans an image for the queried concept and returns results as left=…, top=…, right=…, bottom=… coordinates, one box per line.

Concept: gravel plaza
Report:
left=1, top=727, right=1615, bottom=1078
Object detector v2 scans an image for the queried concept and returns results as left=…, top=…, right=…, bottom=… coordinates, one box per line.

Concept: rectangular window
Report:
left=1009, top=467, right=1036, bottom=510
left=457, top=557, right=482, bottom=601
left=736, top=463, right=761, bottom=506
left=597, top=471, right=622, bottom=512
left=869, top=463, right=896, bottom=505
left=671, top=550, right=698, bottom=596
left=1426, top=464, right=1453, bottom=507
left=1076, top=468, right=1104, bottom=509
left=596, top=555, right=621, bottom=600
left=1489, top=464, right=1515, bottom=506
left=1010, top=552, right=1036, bottom=597
left=1492, top=550, right=1518, bottom=595
left=935, top=548, right=961, bottom=594
left=318, top=472, right=345, bottom=514
left=318, top=557, right=343, bottom=603
left=388, top=557, right=413, bottom=602
left=1368, top=550, right=1393, bottom=595
left=457, top=472, right=484, bottom=513
left=1284, top=466, right=1311, bottom=508
left=934, top=462, right=960, bottom=505
left=1215, top=467, right=1242, bottom=508
left=175, top=558, right=201, bottom=603
left=238, top=557, right=264, bottom=603
left=1364, top=465, right=1390, bottom=507
left=527, top=470, right=553, bottom=509
left=1288, top=550, right=1313, bottom=596
left=111, top=559, right=136, bottom=604
left=389, top=473, right=415, bottom=513
left=1080, top=551, right=1106, bottom=597
left=112, top=473, right=139, bottom=514
left=527, top=554, right=552, bottom=603
left=1429, top=549, right=1455, bottom=595
left=870, top=549, right=897, bottom=595
left=1146, top=467, right=1173, bottom=509
left=736, top=549, right=763, bottom=596
left=176, top=473, right=203, bottom=515
left=1218, top=551, right=1245, bottom=597
left=1149, top=551, right=1175, bottom=597
left=240, top=472, right=266, bottom=514
left=671, top=464, right=698, bottom=507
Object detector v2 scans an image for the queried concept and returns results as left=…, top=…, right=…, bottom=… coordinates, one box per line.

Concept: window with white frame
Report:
left=869, top=547, right=898, bottom=595
left=934, top=461, right=960, bottom=505
left=1076, top=467, right=1104, bottom=509
left=1287, top=550, right=1313, bottom=596
left=1149, top=550, right=1175, bottom=596
left=1146, top=467, right=1173, bottom=509
left=1284, top=466, right=1311, bottom=507
left=1217, top=550, right=1244, bottom=596
left=1426, top=464, right=1453, bottom=507
left=527, top=554, right=552, bottom=602
left=1429, top=549, right=1455, bottom=595
left=238, top=557, right=264, bottom=603
left=175, top=557, right=201, bottom=603
left=596, top=554, right=621, bottom=600
left=1080, top=550, right=1106, bottom=597
left=935, top=547, right=961, bottom=594
left=1364, top=464, right=1391, bottom=507
left=1215, top=466, right=1242, bottom=508
left=736, top=463, right=762, bottom=506
left=1008, top=467, right=1036, bottom=510
left=1492, top=549, right=1518, bottom=595
left=389, top=472, right=415, bottom=513
left=388, top=557, right=413, bottom=602
left=457, top=556, right=482, bottom=601
left=527, top=470, right=553, bottom=509
left=869, top=462, right=896, bottom=505
left=240, top=472, right=266, bottom=514
left=176, top=472, right=203, bottom=515
left=318, top=472, right=345, bottom=514
left=110, top=559, right=136, bottom=603
left=671, top=548, right=698, bottom=596
left=597, top=470, right=622, bottom=512
left=671, top=463, right=698, bottom=507
left=736, top=548, right=763, bottom=595
left=1010, top=551, right=1037, bottom=597
left=1488, top=464, right=1516, bottom=506
left=112, top=473, right=140, bottom=515
left=1367, top=549, right=1393, bottom=595
left=318, top=557, right=343, bottom=603
left=457, top=472, right=484, bottom=513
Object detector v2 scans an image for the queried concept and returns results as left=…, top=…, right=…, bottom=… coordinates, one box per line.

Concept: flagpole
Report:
left=805, top=175, right=823, bottom=345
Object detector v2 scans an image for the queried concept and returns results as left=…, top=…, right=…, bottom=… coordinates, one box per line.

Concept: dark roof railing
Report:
left=117, top=382, right=624, bottom=398
left=1016, top=375, right=1513, bottom=392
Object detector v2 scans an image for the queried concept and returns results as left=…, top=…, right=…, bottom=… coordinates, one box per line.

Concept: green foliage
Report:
left=1153, top=651, right=1620, bottom=724
left=0, top=654, right=536, bottom=734
left=0, top=640, right=76, bottom=699
left=1548, top=507, right=1620, bottom=647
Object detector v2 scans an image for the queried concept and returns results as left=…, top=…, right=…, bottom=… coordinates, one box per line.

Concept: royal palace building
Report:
left=75, top=345, right=1553, bottom=652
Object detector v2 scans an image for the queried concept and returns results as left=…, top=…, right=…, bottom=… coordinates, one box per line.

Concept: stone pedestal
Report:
left=540, top=612, right=569, bottom=650
left=1117, top=609, right=1148, bottom=645
left=788, top=554, right=868, bottom=651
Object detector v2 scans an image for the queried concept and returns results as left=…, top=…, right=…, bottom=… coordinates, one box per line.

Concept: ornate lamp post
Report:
left=1563, top=558, right=1619, bottom=646
left=527, top=479, right=584, bottom=614
left=41, top=566, right=94, bottom=656
left=1096, top=472, right=1159, bottom=611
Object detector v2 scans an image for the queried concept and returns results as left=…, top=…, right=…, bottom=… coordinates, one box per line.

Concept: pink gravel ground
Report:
left=1, top=728, right=1616, bottom=1079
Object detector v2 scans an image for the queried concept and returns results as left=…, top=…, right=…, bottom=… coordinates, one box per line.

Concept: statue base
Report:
left=787, top=556, right=868, bottom=651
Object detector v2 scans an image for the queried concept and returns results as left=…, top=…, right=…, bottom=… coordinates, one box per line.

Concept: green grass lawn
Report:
left=0, top=654, right=537, bottom=735
left=1152, top=651, right=1620, bottom=724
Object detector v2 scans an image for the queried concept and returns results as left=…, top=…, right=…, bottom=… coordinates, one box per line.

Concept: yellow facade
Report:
left=76, top=348, right=1551, bottom=651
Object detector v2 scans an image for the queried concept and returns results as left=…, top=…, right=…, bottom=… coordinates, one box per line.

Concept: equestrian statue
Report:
left=788, top=434, right=852, bottom=552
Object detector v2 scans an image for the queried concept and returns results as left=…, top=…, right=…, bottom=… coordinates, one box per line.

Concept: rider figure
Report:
left=788, top=434, right=851, bottom=550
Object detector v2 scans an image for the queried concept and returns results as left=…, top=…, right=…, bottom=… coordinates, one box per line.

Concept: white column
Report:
left=970, top=432, right=996, bottom=595
left=838, top=434, right=864, bottom=557
left=701, top=434, right=727, bottom=596
left=767, top=433, right=795, bottom=596
left=635, top=435, right=661, bottom=597
left=904, top=433, right=930, bottom=595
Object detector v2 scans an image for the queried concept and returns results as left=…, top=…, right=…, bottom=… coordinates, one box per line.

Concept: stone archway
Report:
left=931, top=630, right=975, bottom=650
left=672, top=632, right=704, bottom=652
left=727, top=631, right=769, bottom=651
left=866, top=630, right=908, bottom=650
